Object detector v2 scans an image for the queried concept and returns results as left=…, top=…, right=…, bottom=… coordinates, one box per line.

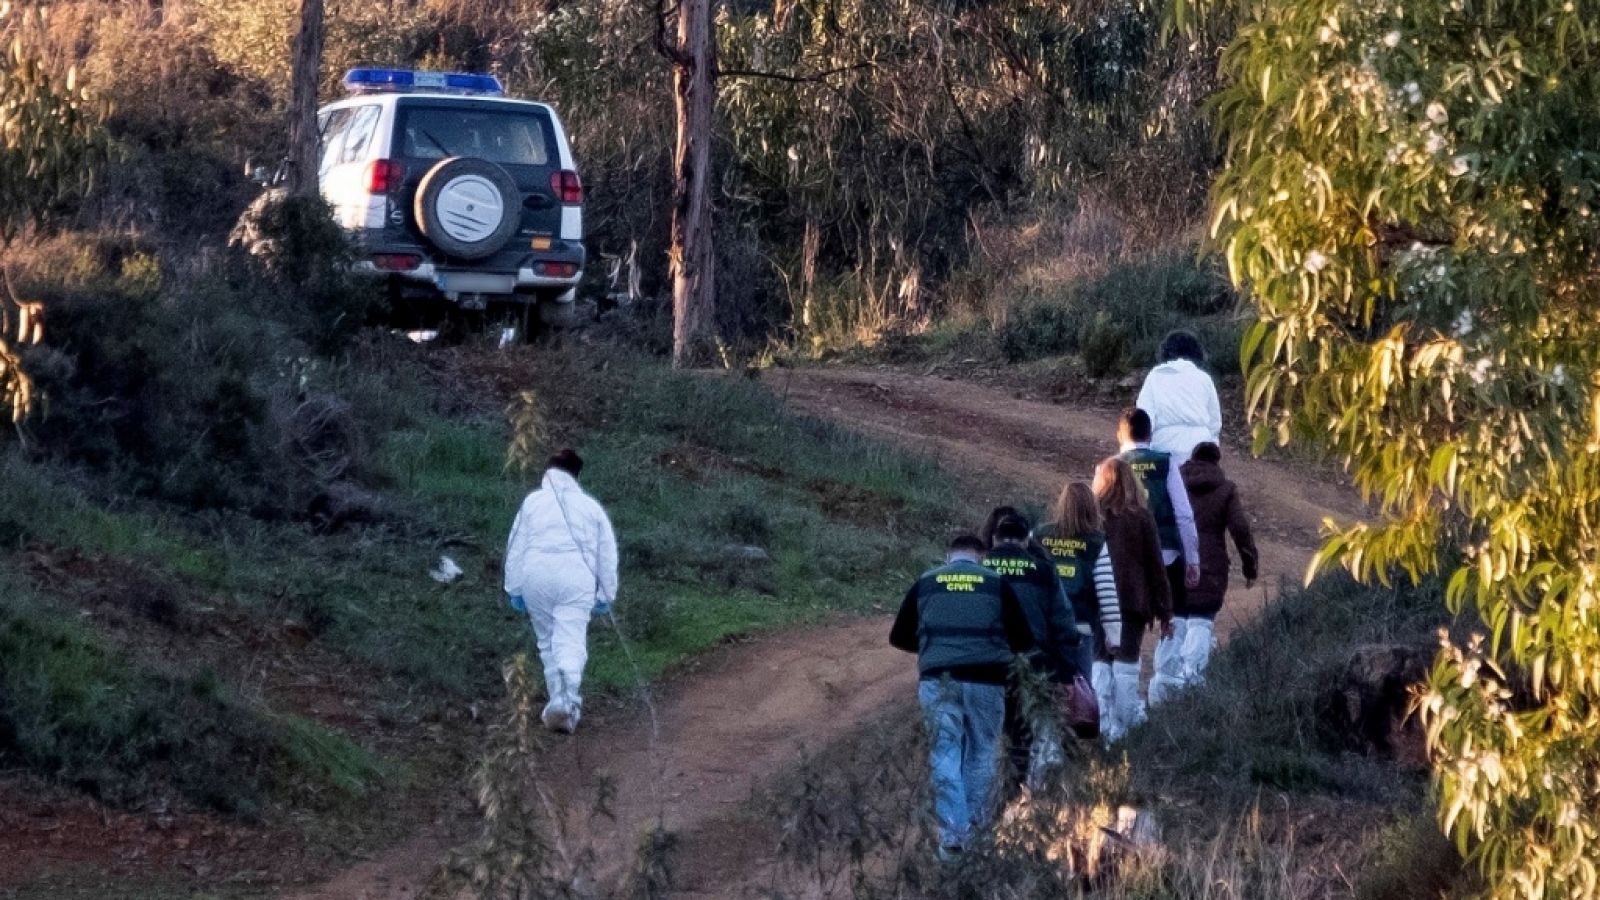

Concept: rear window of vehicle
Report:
left=318, top=104, right=382, bottom=177
left=396, top=105, right=552, bottom=167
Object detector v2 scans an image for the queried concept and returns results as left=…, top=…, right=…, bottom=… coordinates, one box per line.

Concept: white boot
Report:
left=1092, top=661, right=1121, bottom=743
left=1112, top=662, right=1147, bottom=737
left=1180, top=617, right=1216, bottom=687
left=1148, top=619, right=1188, bottom=706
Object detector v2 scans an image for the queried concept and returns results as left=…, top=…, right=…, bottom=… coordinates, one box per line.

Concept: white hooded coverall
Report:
left=503, top=468, right=619, bottom=727
left=1136, top=357, right=1222, bottom=705
left=1136, top=358, right=1222, bottom=470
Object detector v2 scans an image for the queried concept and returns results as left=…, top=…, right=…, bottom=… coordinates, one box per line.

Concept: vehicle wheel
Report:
left=414, top=157, right=521, bottom=260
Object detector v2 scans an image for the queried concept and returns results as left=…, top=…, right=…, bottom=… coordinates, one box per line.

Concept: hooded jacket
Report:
left=1180, top=458, right=1260, bottom=616
left=1136, top=358, right=1222, bottom=461
left=504, top=468, right=619, bottom=604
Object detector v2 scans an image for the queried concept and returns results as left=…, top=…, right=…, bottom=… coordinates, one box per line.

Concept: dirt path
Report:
left=283, top=618, right=912, bottom=899
left=287, top=366, right=1361, bottom=900
left=774, top=367, right=1364, bottom=630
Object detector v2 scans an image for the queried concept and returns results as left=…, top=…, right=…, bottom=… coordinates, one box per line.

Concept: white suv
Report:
left=316, top=69, right=584, bottom=317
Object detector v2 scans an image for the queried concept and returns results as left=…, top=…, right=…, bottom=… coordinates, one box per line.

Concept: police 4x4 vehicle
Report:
left=315, top=68, right=584, bottom=323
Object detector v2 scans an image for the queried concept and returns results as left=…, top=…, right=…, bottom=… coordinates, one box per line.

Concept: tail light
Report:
left=372, top=253, right=421, bottom=271
left=366, top=159, right=404, bottom=194
left=534, top=261, right=579, bottom=278
left=550, top=170, right=582, bottom=204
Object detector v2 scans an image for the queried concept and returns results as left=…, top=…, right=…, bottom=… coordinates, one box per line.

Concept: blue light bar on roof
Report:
left=342, top=68, right=505, bottom=97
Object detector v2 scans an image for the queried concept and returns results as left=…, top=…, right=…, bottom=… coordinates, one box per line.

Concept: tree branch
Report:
left=716, top=61, right=875, bottom=84
left=655, top=0, right=689, bottom=66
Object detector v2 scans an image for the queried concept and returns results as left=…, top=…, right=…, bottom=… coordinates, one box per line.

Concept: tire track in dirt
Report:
left=285, top=366, right=1362, bottom=900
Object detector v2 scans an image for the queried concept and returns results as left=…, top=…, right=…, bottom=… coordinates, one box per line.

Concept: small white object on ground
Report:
left=430, top=555, right=464, bottom=584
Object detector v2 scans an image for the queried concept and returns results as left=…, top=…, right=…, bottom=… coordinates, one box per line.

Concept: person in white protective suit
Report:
left=1135, top=330, right=1222, bottom=471
left=1134, top=330, right=1219, bottom=706
left=503, top=448, right=619, bottom=734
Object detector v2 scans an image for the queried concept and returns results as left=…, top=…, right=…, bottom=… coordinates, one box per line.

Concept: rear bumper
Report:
left=350, top=232, right=584, bottom=298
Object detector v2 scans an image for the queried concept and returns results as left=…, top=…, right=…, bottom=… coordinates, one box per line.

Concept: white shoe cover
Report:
left=1180, top=618, right=1216, bottom=687
left=1092, top=661, right=1121, bottom=743
left=1147, top=619, right=1189, bottom=707
left=1112, top=662, right=1147, bottom=737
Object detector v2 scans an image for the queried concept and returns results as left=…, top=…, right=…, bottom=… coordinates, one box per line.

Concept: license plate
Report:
left=436, top=271, right=516, bottom=295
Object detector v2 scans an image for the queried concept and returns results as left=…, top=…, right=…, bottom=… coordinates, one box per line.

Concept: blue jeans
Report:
left=918, top=677, right=1006, bottom=848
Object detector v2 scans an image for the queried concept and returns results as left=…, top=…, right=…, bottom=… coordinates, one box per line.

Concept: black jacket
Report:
left=889, top=558, right=1035, bottom=684
left=983, top=542, right=1081, bottom=682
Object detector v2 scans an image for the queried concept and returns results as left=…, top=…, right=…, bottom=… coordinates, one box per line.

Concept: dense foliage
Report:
left=0, top=5, right=109, bottom=424
left=1204, top=0, right=1600, bottom=893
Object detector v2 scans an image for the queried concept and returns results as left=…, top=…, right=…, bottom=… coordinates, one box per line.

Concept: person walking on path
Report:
left=890, top=535, right=1035, bottom=860
left=1092, top=457, right=1173, bottom=742
left=1178, top=441, right=1260, bottom=688
left=1117, top=408, right=1200, bottom=706
left=1136, top=329, right=1222, bottom=470
left=503, top=449, right=619, bottom=735
left=1031, top=483, right=1107, bottom=686
left=983, top=515, right=1080, bottom=792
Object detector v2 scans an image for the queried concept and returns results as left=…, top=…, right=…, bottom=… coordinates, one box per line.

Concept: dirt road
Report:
left=775, top=367, right=1363, bottom=629
left=288, top=366, right=1361, bottom=899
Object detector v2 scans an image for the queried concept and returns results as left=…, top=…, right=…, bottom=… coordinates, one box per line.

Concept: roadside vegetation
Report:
left=1, top=306, right=956, bottom=890
left=749, top=573, right=1478, bottom=899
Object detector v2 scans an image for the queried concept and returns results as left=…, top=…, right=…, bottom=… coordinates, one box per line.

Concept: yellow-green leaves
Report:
left=0, top=13, right=109, bottom=426
left=1210, top=0, right=1600, bottom=894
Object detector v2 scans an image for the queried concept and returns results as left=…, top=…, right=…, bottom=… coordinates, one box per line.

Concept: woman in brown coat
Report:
left=1092, top=457, right=1173, bottom=741
left=1177, top=442, right=1260, bottom=686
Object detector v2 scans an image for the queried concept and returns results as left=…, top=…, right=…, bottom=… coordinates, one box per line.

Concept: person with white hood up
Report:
left=504, top=448, right=619, bottom=734
left=1135, top=330, right=1222, bottom=470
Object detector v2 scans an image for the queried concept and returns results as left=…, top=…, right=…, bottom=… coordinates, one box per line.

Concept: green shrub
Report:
left=995, top=253, right=1241, bottom=377
left=1080, top=311, right=1129, bottom=377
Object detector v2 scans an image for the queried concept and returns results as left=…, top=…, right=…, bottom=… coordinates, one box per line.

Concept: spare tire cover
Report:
left=414, top=157, right=521, bottom=260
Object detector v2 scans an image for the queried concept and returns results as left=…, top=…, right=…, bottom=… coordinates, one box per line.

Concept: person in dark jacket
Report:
left=890, top=535, right=1034, bottom=859
left=1093, top=457, right=1174, bottom=742
left=1032, top=482, right=1108, bottom=682
left=1178, top=442, right=1260, bottom=687
left=984, top=515, right=1079, bottom=791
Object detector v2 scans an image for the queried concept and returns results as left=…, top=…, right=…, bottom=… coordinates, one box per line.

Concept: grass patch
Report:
left=3, top=343, right=957, bottom=828
left=0, top=585, right=382, bottom=815
left=1123, top=573, right=1444, bottom=807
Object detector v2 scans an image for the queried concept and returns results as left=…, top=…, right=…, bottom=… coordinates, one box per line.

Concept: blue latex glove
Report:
left=593, top=599, right=612, bottom=618
left=508, top=594, right=527, bottom=614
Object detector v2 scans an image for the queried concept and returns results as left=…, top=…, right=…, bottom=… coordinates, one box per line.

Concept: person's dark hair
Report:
left=1192, top=441, right=1222, bottom=464
left=1119, top=408, right=1153, bottom=443
left=980, top=505, right=1022, bottom=548
left=1159, top=330, right=1207, bottom=365
left=548, top=448, right=584, bottom=476
left=993, top=515, right=1031, bottom=543
left=949, top=534, right=988, bottom=555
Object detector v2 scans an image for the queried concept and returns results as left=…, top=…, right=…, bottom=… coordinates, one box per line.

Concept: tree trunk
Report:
left=669, top=0, right=714, bottom=369
left=285, top=0, right=326, bottom=199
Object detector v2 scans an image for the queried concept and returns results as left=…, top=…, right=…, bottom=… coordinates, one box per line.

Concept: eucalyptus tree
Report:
left=0, top=4, right=110, bottom=425
left=1191, top=0, right=1600, bottom=893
